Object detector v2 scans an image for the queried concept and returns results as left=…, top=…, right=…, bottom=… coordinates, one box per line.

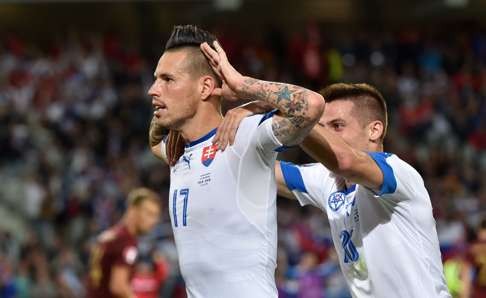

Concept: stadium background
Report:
left=0, top=0, right=484, bottom=297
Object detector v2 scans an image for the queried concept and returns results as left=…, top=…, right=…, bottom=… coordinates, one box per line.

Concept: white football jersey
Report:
left=280, top=153, right=451, bottom=298
left=165, top=113, right=281, bottom=298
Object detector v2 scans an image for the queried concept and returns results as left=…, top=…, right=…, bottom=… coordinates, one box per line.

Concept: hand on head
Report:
left=200, top=41, right=243, bottom=101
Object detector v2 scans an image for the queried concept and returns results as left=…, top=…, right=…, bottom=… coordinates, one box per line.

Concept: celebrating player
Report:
left=148, top=25, right=324, bottom=297
left=87, top=188, right=161, bottom=298
left=215, top=83, right=451, bottom=297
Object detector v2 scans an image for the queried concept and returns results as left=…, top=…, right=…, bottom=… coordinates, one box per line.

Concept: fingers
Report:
left=221, top=116, right=236, bottom=151
left=211, top=88, right=223, bottom=97
left=200, top=42, right=220, bottom=66
left=213, top=41, right=227, bottom=60
left=214, top=111, right=240, bottom=151
left=200, top=42, right=224, bottom=79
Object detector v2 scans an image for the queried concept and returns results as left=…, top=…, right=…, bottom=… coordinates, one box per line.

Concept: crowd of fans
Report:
left=0, top=23, right=484, bottom=297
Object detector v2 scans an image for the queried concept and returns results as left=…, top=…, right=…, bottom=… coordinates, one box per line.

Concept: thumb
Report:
left=211, top=87, right=223, bottom=97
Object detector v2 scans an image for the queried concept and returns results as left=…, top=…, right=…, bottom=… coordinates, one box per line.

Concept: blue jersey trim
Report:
left=368, top=152, right=397, bottom=195
left=258, top=109, right=279, bottom=126
left=342, top=184, right=356, bottom=195
left=280, top=161, right=307, bottom=193
left=275, top=145, right=292, bottom=152
left=185, top=128, right=217, bottom=148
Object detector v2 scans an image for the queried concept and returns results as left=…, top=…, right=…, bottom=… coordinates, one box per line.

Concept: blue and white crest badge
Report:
left=328, top=191, right=346, bottom=212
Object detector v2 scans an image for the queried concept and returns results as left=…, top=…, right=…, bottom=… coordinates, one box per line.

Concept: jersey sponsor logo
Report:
left=173, top=153, right=193, bottom=174
left=328, top=191, right=346, bottom=211
left=182, top=153, right=193, bottom=169
left=201, top=144, right=218, bottom=167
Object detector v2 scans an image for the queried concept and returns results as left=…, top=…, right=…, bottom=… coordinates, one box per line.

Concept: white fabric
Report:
left=169, top=114, right=281, bottom=298
left=282, top=154, right=451, bottom=298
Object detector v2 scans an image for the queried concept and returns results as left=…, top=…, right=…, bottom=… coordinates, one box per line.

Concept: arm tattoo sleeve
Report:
left=237, top=77, right=322, bottom=145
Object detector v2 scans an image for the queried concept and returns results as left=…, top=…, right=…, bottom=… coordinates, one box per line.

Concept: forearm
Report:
left=236, top=77, right=324, bottom=145
left=301, top=126, right=382, bottom=189
left=301, top=126, right=363, bottom=176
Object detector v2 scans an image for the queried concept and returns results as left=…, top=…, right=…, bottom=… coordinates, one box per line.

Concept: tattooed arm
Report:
left=200, top=41, right=325, bottom=146
left=237, top=78, right=324, bottom=145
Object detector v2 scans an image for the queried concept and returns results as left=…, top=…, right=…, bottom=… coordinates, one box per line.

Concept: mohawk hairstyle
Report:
left=165, top=25, right=217, bottom=51
left=163, top=25, right=222, bottom=86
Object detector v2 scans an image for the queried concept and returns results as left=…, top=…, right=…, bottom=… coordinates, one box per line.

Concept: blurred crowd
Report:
left=0, top=23, right=485, bottom=297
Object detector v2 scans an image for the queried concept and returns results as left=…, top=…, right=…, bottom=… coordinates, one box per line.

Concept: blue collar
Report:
left=185, top=128, right=217, bottom=148
left=342, top=184, right=356, bottom=195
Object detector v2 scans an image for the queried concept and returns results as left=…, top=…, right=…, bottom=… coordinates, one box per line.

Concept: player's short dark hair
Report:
left=164, top=25, right=221, bottom=86
left=127, top=187, right=160, bottom=208
left=165, top=24, right=217, bottom=51
left=320, top=83, right=388, bottom=141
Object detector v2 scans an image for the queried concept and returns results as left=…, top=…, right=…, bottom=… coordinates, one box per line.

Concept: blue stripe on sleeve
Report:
left=258, top=109, right=279, bottom=126
left=368, top=152, right=397, bottom=195
left=274, top=145, right=292, bottom=152
left=280, top=161, right=308, bottom=193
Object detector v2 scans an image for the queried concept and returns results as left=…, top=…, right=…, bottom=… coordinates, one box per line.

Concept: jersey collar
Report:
left=185, top=128, right=217, bottom=148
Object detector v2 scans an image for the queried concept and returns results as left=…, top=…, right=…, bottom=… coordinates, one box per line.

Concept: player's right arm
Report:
left=275, top=161, right=296, bottom=200
left=200, top=41, right=325, bottom=148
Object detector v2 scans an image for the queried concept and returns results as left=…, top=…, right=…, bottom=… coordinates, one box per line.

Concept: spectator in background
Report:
left=131, top=251, right=170, bottom=298
left=469, top=219, right=486, bottom=297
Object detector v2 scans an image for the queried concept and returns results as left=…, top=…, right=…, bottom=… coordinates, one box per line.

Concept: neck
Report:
left=122, top=213, right=138, bottom=236
left=367, top=142, right=383, bottom=152
left=178, top=101, right=222, bottom=142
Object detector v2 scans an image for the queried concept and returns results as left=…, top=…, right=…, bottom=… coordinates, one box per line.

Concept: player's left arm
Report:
left=301, top=125, right=384, bottom=192
left=200, top=41, right=325, bottom=147
left=110, top=265, right=135, bottom=298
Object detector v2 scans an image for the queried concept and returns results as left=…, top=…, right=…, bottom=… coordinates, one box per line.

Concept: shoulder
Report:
left=280, top=162, right=332, bottom=191
left=368, top=152, right=425, bottom=196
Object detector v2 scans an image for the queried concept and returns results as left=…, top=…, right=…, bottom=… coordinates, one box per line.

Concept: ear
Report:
left=199, top=76, right=215, bottom=101
left=368, top=120, right=384, bottom=143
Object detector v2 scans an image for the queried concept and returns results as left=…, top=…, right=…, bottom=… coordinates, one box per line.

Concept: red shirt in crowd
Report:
left=131, top=257, right=169, bottom=298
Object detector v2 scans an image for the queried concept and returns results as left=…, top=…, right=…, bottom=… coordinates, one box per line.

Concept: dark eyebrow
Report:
left=154, top=72, right=174, bottom=79
left=326, top=118, right=346, bottom=126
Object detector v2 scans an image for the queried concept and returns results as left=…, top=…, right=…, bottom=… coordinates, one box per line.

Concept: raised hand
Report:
left=213, top=101, right=275, bottom=151
left=200, top=41, right=243, bottom=101
left=214, top=107, right=254, bottom=151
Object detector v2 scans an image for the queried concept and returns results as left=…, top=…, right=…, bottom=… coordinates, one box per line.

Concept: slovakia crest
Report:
left=201, top=144, right=218, bottom=167
left=328, top=191, right=346, bottom=212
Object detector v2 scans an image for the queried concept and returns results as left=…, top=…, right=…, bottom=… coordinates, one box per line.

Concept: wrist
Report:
left=234, top=75, right=252, bottom=97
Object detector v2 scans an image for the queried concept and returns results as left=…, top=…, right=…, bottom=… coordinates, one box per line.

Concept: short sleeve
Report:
left=368, top=152, right=425, bottom=201
left=279, top=162, right=335, bottom=210
left=255, top=111, right=284, bottom=153
left=230, top=113, right=283, bottom=164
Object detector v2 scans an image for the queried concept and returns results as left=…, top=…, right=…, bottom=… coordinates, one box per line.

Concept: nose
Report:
left=148, top=82, right=158, bottom=97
